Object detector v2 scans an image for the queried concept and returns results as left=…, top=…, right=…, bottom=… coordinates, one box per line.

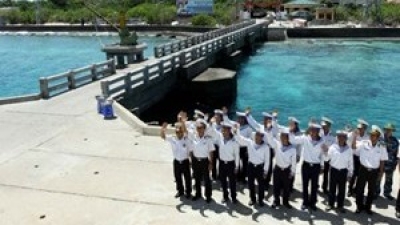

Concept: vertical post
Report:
left=124, top=73, right=131, bottom=94
left=110, top=59, right=116, bottom=74
left=91, top=64, right=97, bottom=81
left=171, top=55, right=176, bottom=74
left=143, top=66, right=150, bottom=85
left=158, top=60, right=164, bottom=77
left=154, top=47, right=159, bottom=58
left=67, top=70, right=76, bottom=89
left=179, top=52, right=186, bottom=67
left=100, top=80, right=110, bottom=96
left=39, top=77, right=49, bottom=99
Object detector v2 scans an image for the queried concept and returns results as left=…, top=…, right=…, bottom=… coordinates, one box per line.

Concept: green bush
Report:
left=335, top=6, right=363, bottom=22
left=191, top=14, right=217, bottom=27
left=214, top=3, right=236, bottom=25
left=381, top=3, right=400, bottom=25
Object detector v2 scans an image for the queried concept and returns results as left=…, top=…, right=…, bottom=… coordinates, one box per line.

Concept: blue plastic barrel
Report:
left=103, top=99, right=115, bottom=119
left=95, top=95, right=106, bottom=114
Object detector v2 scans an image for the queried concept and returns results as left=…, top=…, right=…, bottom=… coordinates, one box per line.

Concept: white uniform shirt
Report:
left=188, top=131, right=215, bottom=159
left=216, top=134, right=240, bottom=169
left=355, top=140, right=388, bottom=169
left=326, top=144, right=354, bottom=177
left=348, top=132, right=369, bottom=156
left=165, top=136, right=192, bottom=161
left=266, top=134, right=297, bottom=175
left=236, top=133, right=270, bottom=173
left=291, top=135, right=324, bottom=166
left=321, top=131, right=336, bottom=162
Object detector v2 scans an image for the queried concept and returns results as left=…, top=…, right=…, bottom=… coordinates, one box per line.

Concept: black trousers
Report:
left=174, top=159, right=192, bottom=195
left=322, top=160, right=330, bottom=192
left=328, top=167, right=348, bottom=208
left=219, top=160, right=236, bottom=200
left=238, top=146, right=248, bottom=182
left=248, top=162, right=265, bottom=202
left=349, top=155, right=360, bottom=194
left=273, top=165, right=291, bottom=205
left=265, top=147, right=274, bottom=188
left=192, top=158, right=212, bottom=199
left=397, top=189, right=400, bottom=212
left=301, top=162, right=321, bottom=207
left=356, top=165, right=379, bottom=210
left=211, top=144, right=219, bottom=180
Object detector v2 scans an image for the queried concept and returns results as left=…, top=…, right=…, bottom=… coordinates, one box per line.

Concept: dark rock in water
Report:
left=169, top=35, right=176, bottom=39
left=156, top=33, right=162, bottom=37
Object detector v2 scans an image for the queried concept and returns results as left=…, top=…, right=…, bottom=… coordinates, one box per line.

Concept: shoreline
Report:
left=0, top=31, right=194, bottom=38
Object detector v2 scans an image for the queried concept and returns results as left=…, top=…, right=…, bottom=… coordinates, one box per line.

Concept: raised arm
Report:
left=246, top=114, right=263, bottom=131
left=160, top=122, right=168, bottom=140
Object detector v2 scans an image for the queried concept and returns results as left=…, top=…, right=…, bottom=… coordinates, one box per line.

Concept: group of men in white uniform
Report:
left=160, top=108, right=400, bottom=218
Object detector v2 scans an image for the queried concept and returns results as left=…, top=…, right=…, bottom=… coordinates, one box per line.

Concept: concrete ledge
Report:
left=113, top=101, right=170, bottom=136
left=287, top=28, right=400, bottom=38
left=0, top=93, right=41, bottom=105
left=266, top=28, right=286, bottom=41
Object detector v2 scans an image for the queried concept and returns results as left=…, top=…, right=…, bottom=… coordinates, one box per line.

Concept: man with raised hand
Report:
left=347, top=118, right=370, bottom=197
left=290, top=121, right=327, bottom=211
left=160, top=121, right=193, bottom=199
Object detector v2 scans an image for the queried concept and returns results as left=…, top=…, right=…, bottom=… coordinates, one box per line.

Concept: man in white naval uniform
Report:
left=187, top=119, right=215, bottom=203
left=266, top=128, right=297, bottom=209
left=352, top=125, right=388, bottom=215
left=290, top=122, right=327, bottom=211
left=347, top=118, right=370, bottom=197
left=324, top=130, right=353, bottom=213
left=320, top=117, right=336, bottom=194
left=161, top=122, right=193, bottom=199
left=235, top=127, right=270, bottom=207
left=215, top=121, right=240, bottom=203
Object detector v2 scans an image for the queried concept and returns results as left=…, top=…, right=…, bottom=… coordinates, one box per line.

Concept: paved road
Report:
left=0, top=72, right=399, bottom=225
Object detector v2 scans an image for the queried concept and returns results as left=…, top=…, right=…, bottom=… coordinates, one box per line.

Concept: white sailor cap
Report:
left=288, top=116, right=300, bottom=124
left=308, top=122, right=322, bottom=129
left=336, top=130, right=348, bottom=136
left=262, top=112, right=273, bottom=118
left=195, top=118, right=208, bottom=127
left=280, top=128, right=290, bottom=135
left=214, top=109, right=223, bottom=115
left=321, top=116, right=333, bottom=126
left=357, top=118, right=369, bottom=128
left=369, top=125, right=383, bottom=136
left=255, top=128, right=265, bottom=136
left=236, top=111, right=246, bottom=117
left=221, top=121, right=233, bottom=129
left=194, top=109, right=205, bottom=118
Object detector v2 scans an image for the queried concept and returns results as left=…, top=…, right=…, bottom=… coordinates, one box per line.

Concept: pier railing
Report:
left=39, top=59, right=116, bottom=98
left=102, top=22, right=261, bottom=98
left=154, top=20, right=256, bottom=58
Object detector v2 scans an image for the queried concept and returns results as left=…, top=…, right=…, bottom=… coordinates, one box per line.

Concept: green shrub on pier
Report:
left=191, top=14, right=217, bottom=27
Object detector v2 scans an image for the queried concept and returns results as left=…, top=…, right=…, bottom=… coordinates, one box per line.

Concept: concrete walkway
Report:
left=0, top=74, right=399, bottom=225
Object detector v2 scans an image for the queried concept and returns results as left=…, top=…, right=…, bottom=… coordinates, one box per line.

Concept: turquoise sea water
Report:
left=237, top=40, right=400, bottom=130
left=0, top=35, right=170, bottom=98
